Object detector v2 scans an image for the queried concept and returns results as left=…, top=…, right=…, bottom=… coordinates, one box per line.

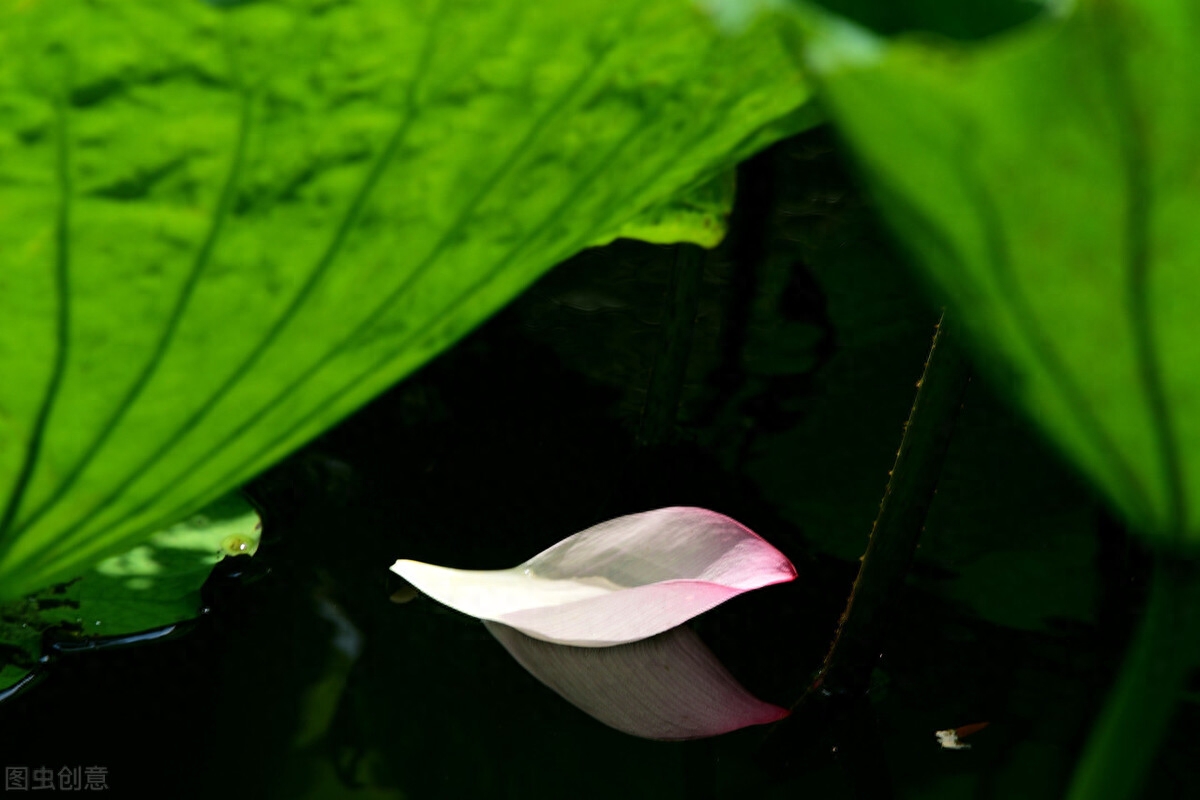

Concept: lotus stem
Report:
left=1067, top=553, right=1200, bottom=800
left=817, top=311, right=970, bottom=696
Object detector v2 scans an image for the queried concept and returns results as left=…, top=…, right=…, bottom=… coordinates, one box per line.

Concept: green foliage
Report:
left=596, top=169, right=738, bottom=249
left=0, top=491, right=260, bottom=691
left=41, top=491, right=262, bottom=634
left=0, top=0, right=813, bottom=601
left=796, top=0, right=1200, bottom=542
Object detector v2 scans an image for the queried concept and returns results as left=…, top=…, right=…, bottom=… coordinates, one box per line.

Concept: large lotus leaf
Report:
left=0, top=0, right=813, bottom=600
left=790, top=0, right=1200, bottom=541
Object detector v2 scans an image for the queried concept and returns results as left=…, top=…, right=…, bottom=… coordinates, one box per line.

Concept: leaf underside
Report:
left=0, top=0, right=812, bottom=599
left=802, top=0, right=1200, bottom=541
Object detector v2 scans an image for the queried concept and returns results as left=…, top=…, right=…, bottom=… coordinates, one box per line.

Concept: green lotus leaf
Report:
left=593, top=168, right=738, bottom=249
left=0, top=0, right=813, bottom=601
left=0, top=491, right=260, bottom=692
left=795, top=0, right=1200, bottom=542
left=38, top=490, right=262, bottom=635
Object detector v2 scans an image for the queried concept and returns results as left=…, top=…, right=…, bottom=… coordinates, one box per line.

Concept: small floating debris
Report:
left=936, top=721, right=989, bottom=750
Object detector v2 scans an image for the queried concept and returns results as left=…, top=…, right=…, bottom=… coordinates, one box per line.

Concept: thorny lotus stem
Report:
left=816, top=311, right=970, bottom=698
left=762, top=311, right=970, bottom=799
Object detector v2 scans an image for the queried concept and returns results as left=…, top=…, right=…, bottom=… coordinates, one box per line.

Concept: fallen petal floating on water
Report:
left=485, top=621, right=789, bottom=740
left=390, top=507, right=796, bottom=646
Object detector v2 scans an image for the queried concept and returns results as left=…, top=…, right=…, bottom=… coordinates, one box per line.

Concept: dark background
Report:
left=4, top=104, right=1199, bottom=798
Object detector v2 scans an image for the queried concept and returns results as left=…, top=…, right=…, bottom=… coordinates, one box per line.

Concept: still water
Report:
left=2, top=131, right=1183, bottom=799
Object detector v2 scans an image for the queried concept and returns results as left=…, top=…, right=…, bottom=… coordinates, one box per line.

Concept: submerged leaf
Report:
left=0, top=0, right=812, bottom=601
left=391, top=507, right=796, bottom=646
left=486, top=621, right=788, bottom=740
left=795, top=0, right=1200, bottom=540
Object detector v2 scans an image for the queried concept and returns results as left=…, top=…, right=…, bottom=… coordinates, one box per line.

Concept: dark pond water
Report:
left=4, top=127, right=1198, bottom=799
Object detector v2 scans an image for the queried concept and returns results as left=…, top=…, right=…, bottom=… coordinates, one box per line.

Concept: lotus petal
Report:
left=485, top=621, right=789, bottom=740
left=390, top=507, right=795, bottom=646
